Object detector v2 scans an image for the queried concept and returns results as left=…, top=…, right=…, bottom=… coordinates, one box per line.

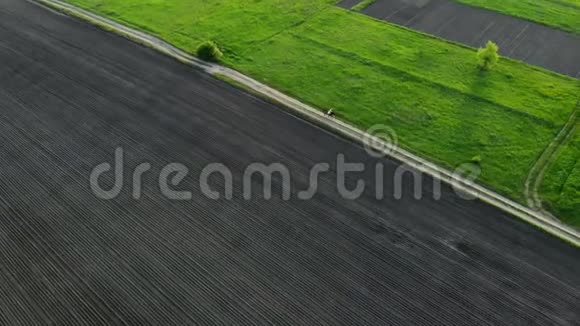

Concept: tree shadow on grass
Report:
left=453, top=69, right=493, bottom=163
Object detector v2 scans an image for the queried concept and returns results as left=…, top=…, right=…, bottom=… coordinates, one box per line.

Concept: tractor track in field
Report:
left=524, top=108, right=578, bottom=218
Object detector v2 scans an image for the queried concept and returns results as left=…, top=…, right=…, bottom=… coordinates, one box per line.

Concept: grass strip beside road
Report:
left=352, top=0, right=377, bottom=11
left=453, top=0, right=580, bottom=34
left=63, top=0, right=580, bottom=222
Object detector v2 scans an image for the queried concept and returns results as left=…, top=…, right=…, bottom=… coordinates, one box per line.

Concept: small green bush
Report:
left=470, top=154, right=482, bottom=164
left=196, top=41, right=223, bottom=62
left=477, top=41, right=499, bottom=71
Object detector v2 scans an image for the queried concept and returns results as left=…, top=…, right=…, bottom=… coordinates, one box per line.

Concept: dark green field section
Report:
left=0, top=0, right=578, bottom=324
left=341, top=0, right=580, bottom=77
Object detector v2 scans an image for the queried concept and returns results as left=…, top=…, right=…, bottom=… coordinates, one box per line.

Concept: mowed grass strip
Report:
left=541, top=123, right=580, bottom=227
left=453, top=0, right=580, bottom=34
left=352, top=0, right=377, bottom=11
left=65, top=0, right=579, bottom=208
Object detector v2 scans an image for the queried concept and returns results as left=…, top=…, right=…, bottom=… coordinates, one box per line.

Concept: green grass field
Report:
left=65, top=0, right=579, bottom=223
left=541, top=123, right=580, bottom=227
left=454, top=0, right=580, bottom=34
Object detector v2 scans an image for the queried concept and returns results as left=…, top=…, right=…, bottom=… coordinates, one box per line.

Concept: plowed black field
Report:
left=0, top=0, right=578, bottom=324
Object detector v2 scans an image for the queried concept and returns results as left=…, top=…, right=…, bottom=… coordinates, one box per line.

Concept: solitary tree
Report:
left=477, top=41, right=499, bottom=71
left=196, top=41, right=223, bottom=62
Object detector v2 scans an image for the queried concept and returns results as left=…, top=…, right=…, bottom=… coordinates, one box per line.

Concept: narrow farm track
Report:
left=0, top=0, right=579, bottom=324
left=524, top=109, right=578, bottom=215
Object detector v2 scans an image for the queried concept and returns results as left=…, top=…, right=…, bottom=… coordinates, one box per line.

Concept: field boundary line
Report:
left=32, top=0, right=580, bottom=247
left=525, top=109, right=578, bottom=217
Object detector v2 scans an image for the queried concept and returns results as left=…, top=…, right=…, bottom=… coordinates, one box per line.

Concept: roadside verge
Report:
left=32, top=0, right=580, bottom=247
